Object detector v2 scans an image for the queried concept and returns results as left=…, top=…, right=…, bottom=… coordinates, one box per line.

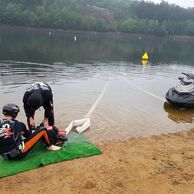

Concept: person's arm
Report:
left=23, top=91, right=34, bottom=118
left=19, top=122, right=32, bottom=138
left=12, top=120, right=31, bottom=140
left=43, top=91, right=54, bottom=127
left=23, top=91, right=36, bottom=129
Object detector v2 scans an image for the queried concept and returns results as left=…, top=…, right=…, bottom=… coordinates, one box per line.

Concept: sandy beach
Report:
left=1, top=128, right=194, bottom=194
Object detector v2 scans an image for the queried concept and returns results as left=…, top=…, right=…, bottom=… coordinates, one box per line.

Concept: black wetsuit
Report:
left=0, top=119, right=52, bottom=160
left=23, top=82, right=54, bottom=129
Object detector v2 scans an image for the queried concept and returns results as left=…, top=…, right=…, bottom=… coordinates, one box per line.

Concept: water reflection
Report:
left=1, top=27, right=194, bottom=141
left=163, top=102, right=194, bottom=124
left=0, top=27, right=194, bottom=65
left=0, top=60, right=103, bottom=88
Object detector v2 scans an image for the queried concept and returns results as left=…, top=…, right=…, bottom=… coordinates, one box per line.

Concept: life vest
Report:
left=26, top=82, right=51, bottom=92
left=0, top=120, right=23, bottom=158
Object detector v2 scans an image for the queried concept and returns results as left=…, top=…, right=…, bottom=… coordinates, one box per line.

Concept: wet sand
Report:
left=1, top=129, right=194, bottom=194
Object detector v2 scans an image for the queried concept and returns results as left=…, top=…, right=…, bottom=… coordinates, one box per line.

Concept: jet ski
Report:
left=166, top=73, right=194, bottom=107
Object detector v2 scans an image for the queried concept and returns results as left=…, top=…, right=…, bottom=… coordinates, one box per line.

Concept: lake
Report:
left=1, top=26, right=194, bottom=142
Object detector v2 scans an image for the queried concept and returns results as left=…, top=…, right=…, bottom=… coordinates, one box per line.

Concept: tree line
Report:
left=0, top=0, right=194, bottom=36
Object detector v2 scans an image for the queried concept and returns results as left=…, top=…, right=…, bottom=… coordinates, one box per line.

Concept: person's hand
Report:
left=43, top=118, right=49, bottom=128
left=29, top=117, right=35, bottom=128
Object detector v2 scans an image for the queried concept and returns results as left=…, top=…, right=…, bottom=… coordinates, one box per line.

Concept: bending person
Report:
left=0, top=104, right=60, bottom=160
left=23, top=82, right=54, bottom=130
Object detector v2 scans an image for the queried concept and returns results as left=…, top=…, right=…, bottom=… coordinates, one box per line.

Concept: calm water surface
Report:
left=1, top=27, right=194, bottom=142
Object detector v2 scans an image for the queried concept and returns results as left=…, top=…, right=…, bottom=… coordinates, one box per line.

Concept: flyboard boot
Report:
left=38, top=124, right=68, bottom=146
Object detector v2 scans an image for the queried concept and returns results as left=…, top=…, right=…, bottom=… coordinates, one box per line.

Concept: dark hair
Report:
left=27, top=90, right=43, bottom=109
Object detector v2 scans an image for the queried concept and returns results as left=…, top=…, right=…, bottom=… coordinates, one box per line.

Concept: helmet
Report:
left=2, top=104, right=20, bottom=118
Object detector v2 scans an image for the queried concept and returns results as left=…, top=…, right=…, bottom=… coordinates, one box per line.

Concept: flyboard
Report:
left=64, top=118, right=91, bottom=136
left=46, top=118, right=91, bottom=147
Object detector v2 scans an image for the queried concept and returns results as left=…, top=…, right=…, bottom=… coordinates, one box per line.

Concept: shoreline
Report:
left=0, top=24, right=194, bottom=41
left=1, top=128, right=194, bottom=194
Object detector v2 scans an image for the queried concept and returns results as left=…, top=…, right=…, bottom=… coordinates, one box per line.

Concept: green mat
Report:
left=0, top=132, right=102, bottom=178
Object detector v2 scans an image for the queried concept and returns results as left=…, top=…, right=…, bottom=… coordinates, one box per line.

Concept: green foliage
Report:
left=0, top=0, right=194, bottom=36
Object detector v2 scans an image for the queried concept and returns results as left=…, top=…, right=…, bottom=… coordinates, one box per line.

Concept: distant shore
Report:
left=1, top=24, right=194, bottom=42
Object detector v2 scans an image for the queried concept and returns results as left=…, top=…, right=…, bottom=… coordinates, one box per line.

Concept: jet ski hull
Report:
left=166, top=87, right=194, bottom=107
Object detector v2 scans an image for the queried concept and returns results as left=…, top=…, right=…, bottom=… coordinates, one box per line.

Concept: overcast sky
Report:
left=150, top=0, right=194, bottom=8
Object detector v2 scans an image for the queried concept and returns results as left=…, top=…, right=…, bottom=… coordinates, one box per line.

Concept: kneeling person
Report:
left=0, top=104, right=61, bottom=160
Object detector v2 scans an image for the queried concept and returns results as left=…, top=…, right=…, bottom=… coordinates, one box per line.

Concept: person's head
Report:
left=2, top=103, right=20, bottom=119
left=27, top=90, right=43, bottom=110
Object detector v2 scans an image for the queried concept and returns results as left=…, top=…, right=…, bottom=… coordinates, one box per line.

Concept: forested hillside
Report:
left=0, top=0, right=194, bottom=36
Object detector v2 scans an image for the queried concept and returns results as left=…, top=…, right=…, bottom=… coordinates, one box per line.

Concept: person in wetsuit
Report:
left=23, top=82, right=54, bottom=130
left=0, top=104, right=61, bottom=160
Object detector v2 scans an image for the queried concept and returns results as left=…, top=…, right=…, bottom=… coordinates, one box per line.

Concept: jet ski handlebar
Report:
left=182, top=72, right=194, bottom=79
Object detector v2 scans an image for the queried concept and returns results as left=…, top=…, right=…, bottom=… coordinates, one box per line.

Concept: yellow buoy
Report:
left=142, top=59, right=148, bottom=65
left=142, top=52, right=149, bottom=60
left=74, top=35, right=77, bottom=41
left=48, top=32, right=51, bottom=36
